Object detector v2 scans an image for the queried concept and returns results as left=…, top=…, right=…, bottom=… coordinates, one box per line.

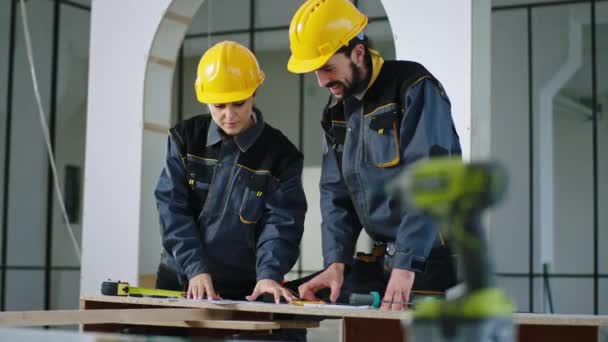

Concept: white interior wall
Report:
left=81, top=0, right=173, bottom=296
left=381, top=0, right=485, bottom=161
left=0, top=0, right=9, bottom=239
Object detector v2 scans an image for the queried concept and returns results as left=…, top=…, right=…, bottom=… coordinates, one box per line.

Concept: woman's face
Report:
left=207, top=96, right=255, bottom=136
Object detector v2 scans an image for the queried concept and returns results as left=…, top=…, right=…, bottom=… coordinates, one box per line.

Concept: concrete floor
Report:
left=307, top=319, right=342, bottom=342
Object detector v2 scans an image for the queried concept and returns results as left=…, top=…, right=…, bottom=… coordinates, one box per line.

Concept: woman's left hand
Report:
left=246, top=279, right=298, bottom=304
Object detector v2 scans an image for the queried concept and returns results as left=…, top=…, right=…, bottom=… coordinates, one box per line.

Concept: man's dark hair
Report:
left=336, top=34, right=374, bottom=72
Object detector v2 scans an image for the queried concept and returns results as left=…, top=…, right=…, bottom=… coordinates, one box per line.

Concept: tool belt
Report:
left=355, top=242, right=401, bottom=273
left=356, top=242, right=451, bottom=273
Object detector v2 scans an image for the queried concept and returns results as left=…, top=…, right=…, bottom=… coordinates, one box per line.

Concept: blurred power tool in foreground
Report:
left=387, top=157, right=514, bottom=342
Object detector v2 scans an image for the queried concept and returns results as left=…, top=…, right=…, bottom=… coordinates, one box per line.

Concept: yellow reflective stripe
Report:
left=186, top=154, right=218, bottom=162
left=237, top=164, right=280, bottom=182
left=366, top=49, right=385, bottom=92
left=375, top=121, right=400, bottom=168
left=438, top=232, right=446, bottom=246
left=408, top=76, right=449, bottom=100
left=364, top=102, right=398, bottom=117
left=236, top=164, right=271, bottom=174
left=239, top=214, right=257, bottom=225
left=410, top=75, right=431, bottom=89
left=331, top=120, right=346, bottom=124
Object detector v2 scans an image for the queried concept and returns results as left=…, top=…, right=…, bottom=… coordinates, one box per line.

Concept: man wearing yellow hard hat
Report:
left=154, top=41, right=306, bottom=313
left=288, top=0, right=461, bottom=311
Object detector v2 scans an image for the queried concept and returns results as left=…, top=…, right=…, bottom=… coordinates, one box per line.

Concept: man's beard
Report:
left=327, top=61, right=369, bottom=99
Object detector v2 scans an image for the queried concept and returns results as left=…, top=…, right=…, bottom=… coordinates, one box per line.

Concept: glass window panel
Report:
left=364, top=20, right=394, bottom=58
left=188, top=0, right=250, bottom=35
left=254, top=31, right=300, bottom=147
left=597, top=2, right=608, bottom=276
left=51, top=3, right=89, bottom=268
left=66, top=0, right=91, bottom=7
left=181, top=33, right=250, bottom=120
left=50, top=270, right=80, bottom=310
left=5, top=270, right=44, bottom=310
left=7, top=0, right=54, bottom=266
left=172, top=48, right=181, bottom=124
left=255, top=0, right=300, bottom=28
left=302, top=73, right=326, bottom=167
left=0, top=0, right=12, bottom=259
left=535, top=278, right=594, bottom=314
left=299, top=166, right=323, bottom=270
left=601, top=279, right=608, bottom=315
left=490, top=9, right=530, bottom=274
left=493, top=0, right=574, bottom=7
left=532, top=4, right=593, bottom=274
left=496, top=276, right=530, bottom=313
left=357, top=0, right=387, bottom=18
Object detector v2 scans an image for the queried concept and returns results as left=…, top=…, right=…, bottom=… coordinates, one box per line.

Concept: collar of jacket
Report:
left=328, top=49, right=385, bottom=109
left=206, top=107, right=266, bottom=152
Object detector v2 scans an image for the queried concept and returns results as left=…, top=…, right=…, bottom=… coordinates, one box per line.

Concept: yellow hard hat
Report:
left=287, top=0, right=368, bottom=74
left=194, top=41, right=265, bottom=104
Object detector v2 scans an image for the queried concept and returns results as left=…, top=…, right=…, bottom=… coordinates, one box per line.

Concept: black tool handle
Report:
left=100, top=281, right=120, bottom=296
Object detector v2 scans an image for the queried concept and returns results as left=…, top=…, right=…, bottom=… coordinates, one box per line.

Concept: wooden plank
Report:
left=164, top=11, right=192, bottom=25
left=518, top=324, right=599, bottom=342
left=148, top=56, right=175, bottom=69
left=343, top=317, right=406, bottom=342
left=514, top=313, right=608, bottom=327
left=143, top=122, right=169, bottom=134
left=81, top=295, right=411, bottom=320
left=0, top=308, right=232, bottom=327
left=136, top=319, right=319, bottom=330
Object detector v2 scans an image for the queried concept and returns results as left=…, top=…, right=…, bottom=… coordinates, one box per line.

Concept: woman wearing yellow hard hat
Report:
left=154, top=41, right=307, bottom=317
left=287, top=0, right=461, bottom=312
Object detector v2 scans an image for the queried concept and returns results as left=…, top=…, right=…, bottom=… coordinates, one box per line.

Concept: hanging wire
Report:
left=18, top=0, right=81, bottom=261
left=207, top=0, right=212, bottom=48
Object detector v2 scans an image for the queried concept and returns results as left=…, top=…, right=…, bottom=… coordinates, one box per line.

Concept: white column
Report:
left=80, top=0, right=172, bottom=296
left=380, top=0, right=492, bottom=161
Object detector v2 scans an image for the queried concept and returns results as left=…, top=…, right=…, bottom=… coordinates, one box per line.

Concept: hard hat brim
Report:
left=197, top=88, right=257, bottom=104
left=287, top=53, right=333, bottom=74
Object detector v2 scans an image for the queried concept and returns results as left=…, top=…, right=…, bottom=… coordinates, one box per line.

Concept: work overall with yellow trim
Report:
left=155, top=109, right=306, bottom=298
left=319, top=50, right=462, bottom=299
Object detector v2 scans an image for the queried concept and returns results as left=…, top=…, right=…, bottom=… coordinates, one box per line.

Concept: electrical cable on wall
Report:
left=18, top=0, right=81, bottom=262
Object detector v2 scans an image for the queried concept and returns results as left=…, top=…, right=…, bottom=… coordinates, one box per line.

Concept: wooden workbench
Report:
left=80, top=295, right=407, bottom=341
left=79, top=295, right=608, bottom=341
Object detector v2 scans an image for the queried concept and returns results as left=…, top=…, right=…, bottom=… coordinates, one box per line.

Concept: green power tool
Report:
left=387, top=157, right=514, bottom=342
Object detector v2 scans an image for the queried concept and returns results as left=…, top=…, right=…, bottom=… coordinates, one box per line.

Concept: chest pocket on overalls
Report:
left=185, top=159, right=215, bottom=208
left=364, top=107, right=402, bottom=168
left=239, top=173, right=277, bottom=224
left=322, top=119, right=346, bottom=164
